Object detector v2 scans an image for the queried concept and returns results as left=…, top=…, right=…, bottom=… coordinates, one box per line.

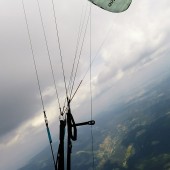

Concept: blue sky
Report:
left=0, top=0, right=170, bottom=169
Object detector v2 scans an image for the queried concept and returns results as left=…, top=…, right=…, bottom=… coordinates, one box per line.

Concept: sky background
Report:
left=0, top=0, right=170, bottom=169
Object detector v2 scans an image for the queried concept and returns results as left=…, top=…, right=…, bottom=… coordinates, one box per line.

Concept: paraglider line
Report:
left=22, top=0, right=45, bottom=111
left=70, top=80, right=83, bottom=102
left=72, top=23, right=113, bottom=100
left=67, top=4, right=88, bottom=98
left=51, top=0, right=68, bottom=99
left=70, top=9, right=91, bottom=98
left=89, top=5, right=95, bottom=169
left=22, top=0, right=56, bottom=169
left=37, top=0, right=61, bottom=110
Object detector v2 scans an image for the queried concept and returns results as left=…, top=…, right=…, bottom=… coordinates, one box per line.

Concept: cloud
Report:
left=93, top=0, right=170, bottom=94
left=0, top=120, right=50, bottom=170
left=0, top=0, right=170, bottom=169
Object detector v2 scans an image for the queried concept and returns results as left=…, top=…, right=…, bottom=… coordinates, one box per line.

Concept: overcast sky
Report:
left=0, top=0, right=170, bottom=169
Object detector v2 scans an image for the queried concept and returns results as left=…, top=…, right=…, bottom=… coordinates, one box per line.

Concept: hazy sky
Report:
left=0, top=0, right=170, bottom=169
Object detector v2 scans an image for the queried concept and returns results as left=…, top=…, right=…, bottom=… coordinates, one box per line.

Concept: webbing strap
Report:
left=56, top=119, right=66, bottom=170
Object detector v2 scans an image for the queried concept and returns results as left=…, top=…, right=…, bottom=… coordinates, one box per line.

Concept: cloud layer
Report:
left=0, top=0, right=170, bottom=169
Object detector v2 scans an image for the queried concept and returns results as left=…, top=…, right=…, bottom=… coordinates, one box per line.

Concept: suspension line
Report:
left=70, top=9, right=91, bottom=98
left=71, top=22, right=113, bottom=101
left=37, top=0, right=61, bottom=110
left=67, top=4, right=88, bottom=98
left=22, top=0, right=45, bottom=111
left=51, top=0, right=68, bottom=99
left=89, top=5, right=95, bottom=169
left=22, top=1, right=55, bottom=168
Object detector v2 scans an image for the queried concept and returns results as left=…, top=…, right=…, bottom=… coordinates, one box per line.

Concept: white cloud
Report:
left=0, top=0, right=170, bottom=169
left=115, top=69, right=124, bottom=80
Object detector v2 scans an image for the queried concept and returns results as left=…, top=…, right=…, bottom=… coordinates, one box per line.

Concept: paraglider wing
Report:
left=88, top=0, right=132, bottom=13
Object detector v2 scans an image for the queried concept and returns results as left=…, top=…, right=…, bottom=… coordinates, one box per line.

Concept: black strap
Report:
left=56, top=98, right=95, bottom=170
left=68, top=112, right=77, bottom=141
left=67, top=99, right=77, bottom=170
left=55, top=119, right=66, bottom=170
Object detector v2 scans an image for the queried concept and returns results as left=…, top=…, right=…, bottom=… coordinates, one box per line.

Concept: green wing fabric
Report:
left=88, top=0, right=132, bottom=13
